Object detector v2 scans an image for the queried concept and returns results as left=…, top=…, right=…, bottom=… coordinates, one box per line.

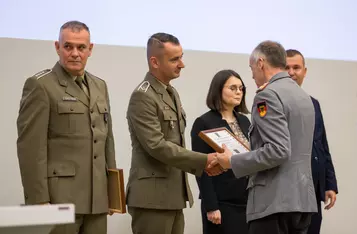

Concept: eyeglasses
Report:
left=226, top=85, right=245, bottom=93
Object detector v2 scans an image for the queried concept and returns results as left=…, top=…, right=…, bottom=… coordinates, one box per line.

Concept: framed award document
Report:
left=107, top=168, right=127, bottom=214
left=198, top=127, right=250, bottom=154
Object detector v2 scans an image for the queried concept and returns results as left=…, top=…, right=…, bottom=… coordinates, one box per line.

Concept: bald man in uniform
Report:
left=16, top=20, right=116, bottom=234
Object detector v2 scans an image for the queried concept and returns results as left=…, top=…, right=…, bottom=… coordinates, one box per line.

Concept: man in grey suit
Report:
left=212, top=40, right=317, bottom=234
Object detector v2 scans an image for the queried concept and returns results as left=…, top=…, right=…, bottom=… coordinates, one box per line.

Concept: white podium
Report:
left=0, top=204, right=75, bottom=234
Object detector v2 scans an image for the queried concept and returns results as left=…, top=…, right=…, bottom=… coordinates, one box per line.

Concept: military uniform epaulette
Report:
left=34, top=69, right=52, bottom=80
left=137, top=81, right=150, bottom=92
left=256, top=82, right=268, bottom=93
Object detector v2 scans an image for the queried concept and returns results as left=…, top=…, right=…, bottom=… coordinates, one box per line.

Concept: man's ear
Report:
left=55, top=41, right=60, bottom=55
left=150, top=56, right=160, bottom=69
left=88, top=43, right=94, bottom=57
left=258, top=58, right=264, bottom=70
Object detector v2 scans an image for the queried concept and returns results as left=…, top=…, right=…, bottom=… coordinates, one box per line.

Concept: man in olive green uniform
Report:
left=126, top=33, right=222, bottom=234
left=16, top=21, right=116, bottom=234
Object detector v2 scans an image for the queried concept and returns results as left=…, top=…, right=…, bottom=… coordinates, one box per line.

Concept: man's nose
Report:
left=71, top=48, right=79, bottom=57
left=287, top=68, right=294, bottom=76
left=179, top=59, right=185, bottom=68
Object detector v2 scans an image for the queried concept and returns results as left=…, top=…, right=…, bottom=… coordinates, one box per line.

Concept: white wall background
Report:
left=0, top=38, right=356, bottom=233
left=1, top=0, right=357, bottom=61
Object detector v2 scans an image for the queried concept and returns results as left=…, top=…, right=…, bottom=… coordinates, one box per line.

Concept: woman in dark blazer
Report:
left=191, top=69, right=250, bottom=234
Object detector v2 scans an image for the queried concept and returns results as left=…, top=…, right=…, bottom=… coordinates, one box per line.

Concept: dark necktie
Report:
left=75, top=76, right=89, bottom=97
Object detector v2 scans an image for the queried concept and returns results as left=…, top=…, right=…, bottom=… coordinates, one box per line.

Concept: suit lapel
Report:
left=145, top=73, right=177, bottom=112
left=163, top=92, right=177, bottom=112
left=65, top=83, right=89, bottom=107
left=85, top=73, right=99, bottom=109
left=53, top=62, right=89, bottom=107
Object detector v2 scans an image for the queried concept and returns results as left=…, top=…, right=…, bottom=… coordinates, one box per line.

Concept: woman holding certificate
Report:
left=191, top=69, right=250, bottom=234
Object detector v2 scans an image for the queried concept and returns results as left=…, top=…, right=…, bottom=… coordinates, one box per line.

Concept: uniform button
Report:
left=70, top=108, right=74, bottom=111
left=104, top=108, right=107, bottom=111
left=94, top=155, right=97, bottom=159
left=152, top=172, right=155, bottom=176
left=314, top=157, right=318, bottom=160
left=94, top=139, right=97, bottom=143
left=53, top=170, right=57, bottom=175
left=92, top=125, right=95, bottom=128
left=90, top=109, right=94, bottom=113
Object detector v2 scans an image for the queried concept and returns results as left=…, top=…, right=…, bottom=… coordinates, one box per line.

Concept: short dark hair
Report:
left=286, top=49, right=306, bottom=66
left=206, top=69, right=249, bottom=114
left=59, top=20, right=90, bottom=37
left=251, top=40, right=286, bottom=69
left=146, top=33, right=180, bottom=61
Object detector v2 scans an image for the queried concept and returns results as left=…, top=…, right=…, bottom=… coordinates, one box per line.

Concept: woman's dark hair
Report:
left=206, top=69, right=249, bottom=114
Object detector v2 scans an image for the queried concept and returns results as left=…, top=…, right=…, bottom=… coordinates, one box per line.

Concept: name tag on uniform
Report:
left=62, top=96, right=77, bottom=102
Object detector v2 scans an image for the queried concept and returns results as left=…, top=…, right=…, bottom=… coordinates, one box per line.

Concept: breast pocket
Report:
left=162, top=110, right=179, bottom=140
left=54, top=101, right=86, bottom=134
left=96, top=101, right=109, bottom=132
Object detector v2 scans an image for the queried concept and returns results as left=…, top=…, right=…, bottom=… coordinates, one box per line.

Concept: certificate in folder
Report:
left=199, top=127, right=250, bottom=154
left=107, top=168, right=127, bottom=214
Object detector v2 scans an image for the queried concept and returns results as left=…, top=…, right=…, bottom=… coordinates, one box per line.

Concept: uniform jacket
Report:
left=126, top=72, right=207, bottom=210
left=191, top=110, right=250, bottom=211
left=310, top=96, right=338, bottom=201
left=16, top=62, right=116, bottom=214
left=230, top=72, right=318, bottom=222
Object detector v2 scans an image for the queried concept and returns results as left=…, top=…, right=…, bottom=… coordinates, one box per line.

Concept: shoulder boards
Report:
left=34, top=69, right=52, bottom=80
left=137, top=81, right=150, bottom=92
left=256, top=82, right=268, bottom=93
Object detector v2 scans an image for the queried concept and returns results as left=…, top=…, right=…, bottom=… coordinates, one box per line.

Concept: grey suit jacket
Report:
left=231, top=72, right=317, bottom=222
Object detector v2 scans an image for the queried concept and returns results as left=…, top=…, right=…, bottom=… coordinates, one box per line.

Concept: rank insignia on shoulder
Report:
left=256, top=82, right=268, bottom=93
left=257, top=101, right=267, bottom=117
left=137, top=81, right=150, bottom=92
left=34, top=69, right=52, bottom=80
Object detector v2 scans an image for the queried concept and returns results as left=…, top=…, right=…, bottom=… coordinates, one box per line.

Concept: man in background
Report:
left=286, top=49, right=338, bottom=234
left=126, top=32, right=222, bottom=234
left=16, top=20, right=116, bottom=234
left=214, top=40, right=317, bottom=234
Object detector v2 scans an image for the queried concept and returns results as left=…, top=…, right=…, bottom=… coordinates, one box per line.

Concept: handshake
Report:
left=204, top=144, right=233, bottom=176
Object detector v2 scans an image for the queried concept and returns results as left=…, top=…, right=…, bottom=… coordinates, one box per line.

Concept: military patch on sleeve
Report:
left=257, top=101, right=267, bottom=117
left=34, top=69, right=52, bottom=80
left=137, top=81, right=150, bottom=92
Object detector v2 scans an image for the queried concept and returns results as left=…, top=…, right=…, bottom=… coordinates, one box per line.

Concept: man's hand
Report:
left=108, top=209, right=115, bottom=216
left=205, top=153, right=223, bottom=176
left=324, top=190, right=337, bottom=210
left=216, top=144, right=233, bottom=169
left=207, top=210, right=221, bottom=225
